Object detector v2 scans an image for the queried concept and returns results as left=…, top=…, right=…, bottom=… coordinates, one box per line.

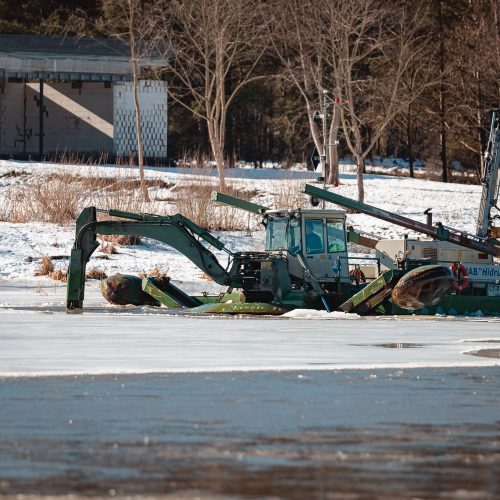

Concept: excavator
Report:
left=66, top=194, right=374, bottom=314
left=65, top=110, right=500, bottom=317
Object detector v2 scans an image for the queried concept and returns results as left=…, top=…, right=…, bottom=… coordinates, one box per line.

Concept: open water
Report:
left=0, top=367, right=499, bottom=498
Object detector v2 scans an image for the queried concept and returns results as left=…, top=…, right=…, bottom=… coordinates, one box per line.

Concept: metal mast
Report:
left=476, top=108, right=500, bottom=238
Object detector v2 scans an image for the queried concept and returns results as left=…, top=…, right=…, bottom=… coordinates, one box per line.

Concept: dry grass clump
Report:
left=2, top=174, right=88, bottom=223
left=139, top=268, right=171, bottom=291
left=86, top=268, right=107, bottom=280
left=0, top=168, right=160, bottom=224
left=103, top=178, right=174, bottom=191
left=273, top=178, right=308, bottom=209
left=176, top=151, right=213, bottom=169
left=98, top=242, right=118, bottom=254
left=139, top=267, right=170, bottom=280
left=48, top=269, right=67, bottom=282
left=86, top=169, right=160, bottom=215
left=92, top=190, right=157, bottom=218
left=35, top=256, right=54, bottom=276
left=31, top=174, right=86, bottom=223
left=174, top=182, right=216, bottom=229
left=34, top=256, right=67, bottom=281
left=0, top=170, right=27, bottom=179
left=99, top=234, right=141, bottom=246
left=175, top=182, right=258, bottom=230
left=145, top=267, right=169, bottom=278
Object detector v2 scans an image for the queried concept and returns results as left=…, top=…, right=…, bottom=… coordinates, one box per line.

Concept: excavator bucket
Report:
left=339, top=265, right=453, bottom=315
left=391, top=265, right=454, bottom=311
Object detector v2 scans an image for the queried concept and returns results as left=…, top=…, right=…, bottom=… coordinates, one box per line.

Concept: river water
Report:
left=1, top=367, right=499, bottom=498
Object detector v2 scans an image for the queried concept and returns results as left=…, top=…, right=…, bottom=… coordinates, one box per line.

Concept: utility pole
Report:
left=321, top=89, right=330, bottom=187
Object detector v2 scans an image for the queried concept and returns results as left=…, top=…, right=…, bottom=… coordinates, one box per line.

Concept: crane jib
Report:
left=300, top=184, right=500, bottom=258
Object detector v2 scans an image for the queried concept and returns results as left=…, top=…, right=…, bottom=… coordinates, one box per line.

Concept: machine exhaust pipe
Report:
left=424, top=208, right=433, bottom=227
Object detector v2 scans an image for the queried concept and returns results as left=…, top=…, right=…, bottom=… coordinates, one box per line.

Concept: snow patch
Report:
left=283, top=309, right=360, bottom=319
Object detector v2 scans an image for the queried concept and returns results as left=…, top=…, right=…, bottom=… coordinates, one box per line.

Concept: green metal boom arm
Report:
left=211, top=191, right=269, bottom=214
left=66, top=207, right=234, bottom=310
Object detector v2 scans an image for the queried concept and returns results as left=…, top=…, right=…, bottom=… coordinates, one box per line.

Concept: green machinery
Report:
left=297, top=108, right=500, bottom=316
left=300, top=183, right=500, bottom=316
left=66, top=189, right=453, bottom=315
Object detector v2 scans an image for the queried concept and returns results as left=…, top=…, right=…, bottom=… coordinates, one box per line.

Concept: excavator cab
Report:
left=264, top=209, right=350, bottom=288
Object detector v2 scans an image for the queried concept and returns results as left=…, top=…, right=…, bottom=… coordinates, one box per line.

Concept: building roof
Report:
left=0, top=34, right=132, bottom=57
left=0, top=34, right=166, bottom=81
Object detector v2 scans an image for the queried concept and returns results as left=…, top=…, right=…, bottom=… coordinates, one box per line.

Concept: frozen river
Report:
left=1, top=280, right=500, bottom=376
left=0, top=280, right=499, bottom=497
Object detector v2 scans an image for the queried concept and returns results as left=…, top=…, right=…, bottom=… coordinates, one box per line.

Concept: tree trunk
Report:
left=438, top=0, right=448, bottom=183
left=129, top=2, right=150, bottom=203
left=213, top=146, right=226, bottom=189
left=356, top=154, right=365, bottom=203
left=132, top=75, right=150, bottom=202
left=406, top=105, right=414, bottom=178
left=208, top=119, right=226, bottom=189
left=439, top=91, right=448, bottom=183
left=351, top=124, right=365, bottom=202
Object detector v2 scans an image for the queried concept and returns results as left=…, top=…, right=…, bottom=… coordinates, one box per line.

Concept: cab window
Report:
left=327, top=220, right=346, bottom=253
left=288, top=219, right=302, bottom=254
left=305, top=219, right=324, bottom=254
left=265, top=217, right=288, bottom=250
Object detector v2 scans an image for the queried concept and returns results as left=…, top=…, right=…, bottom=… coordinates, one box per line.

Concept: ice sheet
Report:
left=0, top=281, right=499, bottom=377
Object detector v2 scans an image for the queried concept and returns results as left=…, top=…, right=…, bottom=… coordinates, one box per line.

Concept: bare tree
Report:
left=388, top=7, right=437, bottom=179
left=272, top=0, right=431, bottom=198
left=448, top=0, right=500, bottom=181
left=328, top=0, right=433, bottom=201
left=100, top=0, right=151, bottom=202
left=270, top=0, right=342, bottom=185
left=152, top=0, right=267, bottom=189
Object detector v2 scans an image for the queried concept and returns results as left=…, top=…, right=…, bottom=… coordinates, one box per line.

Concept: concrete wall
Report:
left=0, top=79, right=34, bottom=154
left=0, top=79, right=168, bottom=158
left=0, top=79, right=4, bottom=152
left=114, top=81, right=168, bottom=158
left=0, top=80, right=114, bottom=155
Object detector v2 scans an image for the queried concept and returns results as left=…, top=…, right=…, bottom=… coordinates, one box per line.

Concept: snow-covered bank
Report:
left=0, top=159, right=483, bottom=282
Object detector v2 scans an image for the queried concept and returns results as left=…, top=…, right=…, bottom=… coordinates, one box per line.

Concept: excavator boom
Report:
left=300, top=184, right=500, bottom=257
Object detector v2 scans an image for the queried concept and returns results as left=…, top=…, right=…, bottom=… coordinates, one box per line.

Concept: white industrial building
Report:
left=0, top=34, right=168, bottom=159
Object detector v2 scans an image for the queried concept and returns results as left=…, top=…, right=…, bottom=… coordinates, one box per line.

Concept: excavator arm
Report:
left=66, top=207, right=234, bottom=310
left=301, top=184, right=500, bottom=257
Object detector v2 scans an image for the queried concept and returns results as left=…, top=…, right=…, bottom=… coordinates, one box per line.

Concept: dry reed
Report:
left=174, top=181, right=258, bottom=230
left=48, top=269, right=67, bottom=282
left=86, top=268, right=107, bottom=280
left=35, top=256, right=54, bottom=276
